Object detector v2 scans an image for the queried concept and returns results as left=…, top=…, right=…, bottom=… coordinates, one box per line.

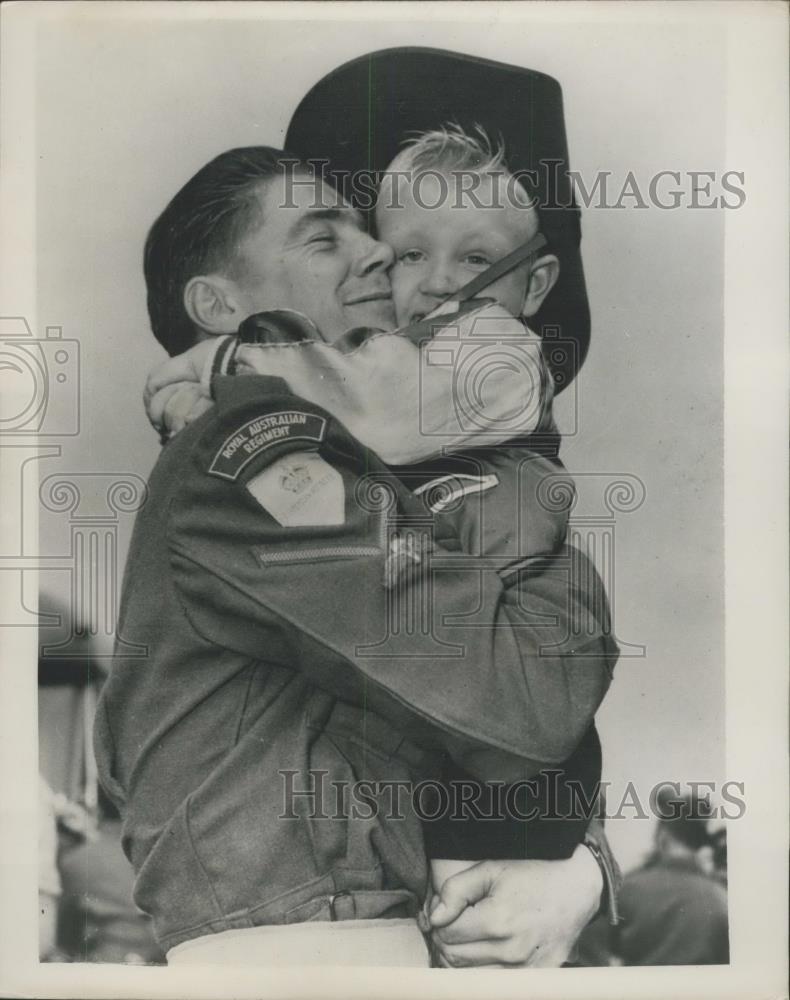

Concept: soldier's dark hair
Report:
left=144, top=146, right=301, bottom=356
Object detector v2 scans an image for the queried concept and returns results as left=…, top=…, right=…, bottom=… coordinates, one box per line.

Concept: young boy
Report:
left=376, top=126, right=598, bottom=919
left=145, top=125, right=610, bottom=935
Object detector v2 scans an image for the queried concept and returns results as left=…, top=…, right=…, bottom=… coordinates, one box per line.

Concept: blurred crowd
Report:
left=38, top=621, right=164, bottom=965
left=578, top=790, right=729, bottom=966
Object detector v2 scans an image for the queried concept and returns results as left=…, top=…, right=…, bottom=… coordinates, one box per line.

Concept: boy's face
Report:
left=376, top=172, right=538, bottom=326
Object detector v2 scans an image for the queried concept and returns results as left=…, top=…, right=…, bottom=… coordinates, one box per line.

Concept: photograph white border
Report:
left=1, top=3, right=787, bottom=998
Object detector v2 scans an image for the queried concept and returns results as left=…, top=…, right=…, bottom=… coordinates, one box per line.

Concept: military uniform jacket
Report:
left=94, top=374, right=618, bottom=951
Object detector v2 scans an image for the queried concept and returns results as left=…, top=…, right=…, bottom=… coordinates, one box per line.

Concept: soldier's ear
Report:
left=184, top=275, right=247, bottom=335
left=522, top=254, right=560, bottom=319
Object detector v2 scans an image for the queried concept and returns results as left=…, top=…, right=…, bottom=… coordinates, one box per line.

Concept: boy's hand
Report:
left=144, top=338, right=228, bottom=438
left=428, top=849, right=602, bottom=968
left=143, top=338, right=221, bottom=412
left=147, top=382, right=214, bottom=439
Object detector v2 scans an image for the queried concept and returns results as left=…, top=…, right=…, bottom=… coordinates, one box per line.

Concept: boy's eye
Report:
left=464, top=253, right=491, bottom=269
left=398, top=249, right=425, bottom=265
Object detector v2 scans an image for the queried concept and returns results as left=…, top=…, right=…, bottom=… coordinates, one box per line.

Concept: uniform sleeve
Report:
left=422, top=448, right=572, bottom=564
left=231, top=302, right=552, bottom=465
left=168, top=378, right=617, bottom=781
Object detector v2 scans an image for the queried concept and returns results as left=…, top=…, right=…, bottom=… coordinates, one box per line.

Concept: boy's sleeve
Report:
left=420, top=448, right=573, bottom=565
left=229, top=302, right=552, bottom=465
left=167, top=377, right=618, bottom=782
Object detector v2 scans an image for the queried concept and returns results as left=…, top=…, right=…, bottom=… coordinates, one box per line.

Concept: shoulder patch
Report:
left=208, top=410, right=327, bottom=481
left=246, top=451, right=345, bottom=526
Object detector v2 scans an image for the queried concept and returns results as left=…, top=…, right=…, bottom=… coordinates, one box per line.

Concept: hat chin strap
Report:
left=449, top=232, right=548, bottom=305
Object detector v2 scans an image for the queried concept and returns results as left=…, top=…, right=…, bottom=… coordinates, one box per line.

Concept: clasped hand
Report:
left=418, top=849, right=602, bottom=968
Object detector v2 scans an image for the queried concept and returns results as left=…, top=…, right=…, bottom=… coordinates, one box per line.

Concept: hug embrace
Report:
left=95, top=47, right=620, bottom=969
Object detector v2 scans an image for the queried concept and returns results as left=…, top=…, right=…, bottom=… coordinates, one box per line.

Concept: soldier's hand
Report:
left=428, top=848, right=602, bottom=968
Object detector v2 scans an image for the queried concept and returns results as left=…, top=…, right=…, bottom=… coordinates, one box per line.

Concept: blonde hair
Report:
left=384, top=123, right=534, bottom=209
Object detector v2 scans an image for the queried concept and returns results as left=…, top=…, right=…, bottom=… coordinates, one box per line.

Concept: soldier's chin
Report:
left=345, top=299, right=396, bottom=331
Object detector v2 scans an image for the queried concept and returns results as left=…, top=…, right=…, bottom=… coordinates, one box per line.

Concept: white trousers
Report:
left=167, top=917, right=430, bottom=967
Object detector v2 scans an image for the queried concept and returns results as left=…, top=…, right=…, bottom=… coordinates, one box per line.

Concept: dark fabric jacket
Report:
left=95, top=375, right=618, bottom=951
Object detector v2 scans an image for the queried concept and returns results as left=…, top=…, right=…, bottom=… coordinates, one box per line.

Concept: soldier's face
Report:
left=230, top=174, right=396, bottom=343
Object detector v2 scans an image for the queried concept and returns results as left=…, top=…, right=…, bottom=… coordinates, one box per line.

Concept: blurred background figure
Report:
left=577, top=789, right=729, bottom=966
left=707, top=823, right=728, bottom=888
left=38, top=775, right=61, bottom=960
left=38, top=594, right=164, bottom=964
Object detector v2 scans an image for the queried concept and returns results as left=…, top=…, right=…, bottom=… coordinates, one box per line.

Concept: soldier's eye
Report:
left=308, top=232, right=335, bottom=247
